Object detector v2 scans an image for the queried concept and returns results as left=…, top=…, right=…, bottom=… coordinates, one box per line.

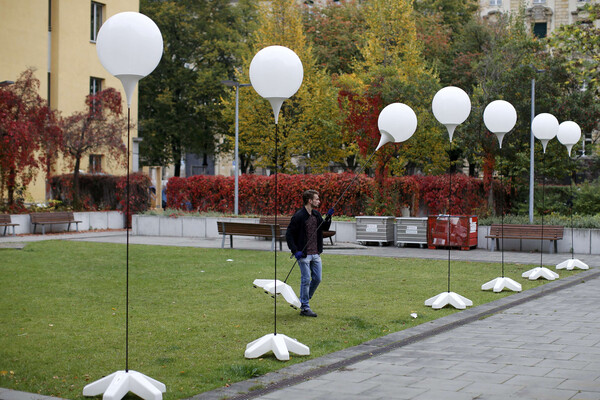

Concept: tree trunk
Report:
left=73, top=157, right=81, bottom=210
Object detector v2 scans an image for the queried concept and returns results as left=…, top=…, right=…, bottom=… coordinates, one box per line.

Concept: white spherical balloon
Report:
left=376, top=103, right=417, bottom=151
left=432, top=86, right=471, bottom=141
left=557, top=121, right=581, bottom=156
left=483, top=100, right=517, bottom=148
left=249, top=46, right=303, bottom=100
left=532, top=113, right=559, bottom=153
left=96, top=12, right=163, bottom=79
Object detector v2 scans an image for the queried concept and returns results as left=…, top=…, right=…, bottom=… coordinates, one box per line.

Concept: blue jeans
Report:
left=299, top=254, right=322, bottom=309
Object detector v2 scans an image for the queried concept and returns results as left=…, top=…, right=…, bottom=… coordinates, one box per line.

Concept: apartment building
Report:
left=0, top=0, right=139, bottom=203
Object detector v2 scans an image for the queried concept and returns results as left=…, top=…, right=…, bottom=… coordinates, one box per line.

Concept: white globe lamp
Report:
left=483, top=100, right=517, bottom=148
left=249, top=46, right=303, bottom=124
left=532, top=113, right=559, bottom=153
left=557, top=121, right=581, bottom=157
left=432, top=86, right=471, bottom=142
left=376, top=103, right=418, bottom=151
left=96, top=12, right=163, bottom=107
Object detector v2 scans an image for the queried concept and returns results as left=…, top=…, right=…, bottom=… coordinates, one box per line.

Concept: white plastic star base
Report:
left=556, top=258, right=589, bottom=270
left=425, top=292, right=473, bottom=309
left=245, top=333, right=310, bottom=361
left=522, top=267, right=559, bottom=280
left=253, top=279, right=301, bottom=309
left=481, top=277, right=522, bottom=292
left=83, top=370, right=166, bottom=400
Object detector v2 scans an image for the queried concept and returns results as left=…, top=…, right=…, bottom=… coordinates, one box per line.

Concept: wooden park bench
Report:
left=0, top=214, right=19, bottom=236
left=485, top=224, right=564, bottom=253
left=259, top=215, right=336, bottom=245
left=217, top=221, right=283, bottom=250
left=30, top=211, right=82, bottom=235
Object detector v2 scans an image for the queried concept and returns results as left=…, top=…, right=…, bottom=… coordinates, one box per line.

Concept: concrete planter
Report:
left=5, top=211, right=124, bottom=235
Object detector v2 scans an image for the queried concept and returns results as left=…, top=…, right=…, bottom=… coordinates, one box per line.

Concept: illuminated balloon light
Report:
left=376, top=103, right=418, bottom=151
left=532, top=113, right=559, bottom=153
left=557, top=121, right=581, bottom=157
left=96, top=12, right=163, bottom=107
left=483, top=100, right=517, bottom=149
left=432, top=86, right=471, bottom=142
left=249, top=46, right=303, bottom=124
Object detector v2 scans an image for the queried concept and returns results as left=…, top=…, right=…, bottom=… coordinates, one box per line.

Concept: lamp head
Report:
left=376, top=103, right=418, bottom=151
left=483, top=100, right=517, bottom=149
left=432, top=86, right=471, bottom=142
left=96, top=12, right=163, bottom=107
left=557, top=121, right=581, bottom=157
left=249, top=46, right=303, bottom=124
left=532, top=113, right=559, bottom=153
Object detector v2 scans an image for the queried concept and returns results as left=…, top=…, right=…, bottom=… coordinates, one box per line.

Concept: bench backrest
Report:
left=217, top=221, right=281, bottom=237
left=259, top=216, right=292, bottom=228
left=489, top=224, right=564, bottom=239
left=0, top=214, right=11, bottom=224
left=30, top=211, right=75, bottom=223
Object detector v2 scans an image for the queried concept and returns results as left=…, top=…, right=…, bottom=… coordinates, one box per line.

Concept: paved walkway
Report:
left=2, top=231, right=600, bottom=400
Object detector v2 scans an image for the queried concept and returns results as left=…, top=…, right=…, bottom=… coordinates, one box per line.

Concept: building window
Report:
left=91, top=2, right=104, bottom=42
left=89, top=154, right=103, bottom=173
left=90, top=77, right=103, bottom=95
left=532, top=0, right=546, bottom=3
left=490, top=0, right=502, bottom=6
left=533, top=22, right=547, bottom=38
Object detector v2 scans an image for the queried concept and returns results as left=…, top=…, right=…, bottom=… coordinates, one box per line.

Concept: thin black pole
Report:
left=447, top=171, right=452, bottom=293
left=447, top=141, right=452, bottom=293
left=500, top=155, right=505, bottom=277
left=126, top=107, right=130, bottom=372
left=274, top=123, right=278, bottom=335
left=569, top=158, right=575, bottom=259
left=540, top=151, right=546, bottom=267
left=283, top=148, right=378, bottom=284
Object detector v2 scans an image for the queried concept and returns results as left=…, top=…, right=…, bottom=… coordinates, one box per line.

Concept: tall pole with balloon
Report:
left=425, top=86, right=473, bottom=310
left=481, top=100, right=522, bottom=293
left=556, top=121, right=589, bottom=270
left=522, top=113, right=560, bottom=280
left=83, top=12, right=166, bottom=400
left=244, top=46, right=310, bottom=361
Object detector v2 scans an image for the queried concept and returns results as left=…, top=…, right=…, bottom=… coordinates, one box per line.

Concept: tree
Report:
left=302, top=1, right=366, bottom=75
left=221, top=0, right=345, bottom=174
left=337, top=0, right=445, bottom=180
left=139, top=0, right=249, bottom=176
left=61, top=88, right=127, bottom=209
left=0, top=69, right=60, bottom=209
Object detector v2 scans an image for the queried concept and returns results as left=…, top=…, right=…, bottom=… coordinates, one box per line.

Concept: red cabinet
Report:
left=427, top=215, right=478, bottom=250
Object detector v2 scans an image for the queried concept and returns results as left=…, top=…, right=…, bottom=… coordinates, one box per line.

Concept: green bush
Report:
left=573, top=179, right=600, bottom=215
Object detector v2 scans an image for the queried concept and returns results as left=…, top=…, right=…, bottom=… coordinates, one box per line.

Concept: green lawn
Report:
left=0, top=241, right=581, bottom=399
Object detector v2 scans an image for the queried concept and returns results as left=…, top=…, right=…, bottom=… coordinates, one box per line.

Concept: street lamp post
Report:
left=222, top=80, right=251, bottom=215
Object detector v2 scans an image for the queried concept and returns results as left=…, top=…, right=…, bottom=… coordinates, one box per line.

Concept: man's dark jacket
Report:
left=286, top=207, right=332, bottom=256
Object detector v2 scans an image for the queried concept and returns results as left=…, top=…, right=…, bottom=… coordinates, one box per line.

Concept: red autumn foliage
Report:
left=0, top=69, right=61, bottom=209
left=165, top=173, right=492, bottom=217
left=61, top=88, right=128, bottom=209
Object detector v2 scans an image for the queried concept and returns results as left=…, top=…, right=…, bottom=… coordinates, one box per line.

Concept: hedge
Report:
left=165, top=173, right=492, bottom=217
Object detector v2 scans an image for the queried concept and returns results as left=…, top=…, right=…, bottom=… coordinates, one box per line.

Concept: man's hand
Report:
left=294, top=251, right=304, bottom=260
left=327, top=208, right=334, bottom=216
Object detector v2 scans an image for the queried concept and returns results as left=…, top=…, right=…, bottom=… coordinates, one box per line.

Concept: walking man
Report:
left=286, top=190, right=333, bottom=317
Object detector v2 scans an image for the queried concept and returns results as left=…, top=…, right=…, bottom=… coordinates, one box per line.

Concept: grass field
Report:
left=0, top=241, right=581, bottom=399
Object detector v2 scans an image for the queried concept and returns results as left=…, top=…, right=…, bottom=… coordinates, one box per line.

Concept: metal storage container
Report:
left=395, top=217, right=428, bottom=247
left=427, top=215, right=478, bottom=250
left=356, top=216, right=395, bottom=245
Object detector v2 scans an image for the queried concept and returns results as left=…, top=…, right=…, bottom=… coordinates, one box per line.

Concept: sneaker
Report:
left=300, top=308, right=317, bottom=317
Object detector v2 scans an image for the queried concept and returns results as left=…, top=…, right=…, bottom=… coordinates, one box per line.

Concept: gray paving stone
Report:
left=497, top=364, right=554, bottom=377
left=570, top=391, right=600, bottom=400
left=546, top=368, right=600, bottom=381
left=455, top=371, right=515, bottom=384
left=504, top=374, right=567, bottom=388
left=411, top=389, right=481, bottom=400
left=558, top=379, right=600, bottom=392
left=408, top=377, right=472, bottom=392
left=513, top=386, right=578, bottom=400
left=536, top=359, right=591, bottom=371
left=459, top=381, right=525, bottom=396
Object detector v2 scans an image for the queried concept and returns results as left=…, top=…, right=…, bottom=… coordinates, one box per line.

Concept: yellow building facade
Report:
left=0, top=0, right=139, bottom=203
